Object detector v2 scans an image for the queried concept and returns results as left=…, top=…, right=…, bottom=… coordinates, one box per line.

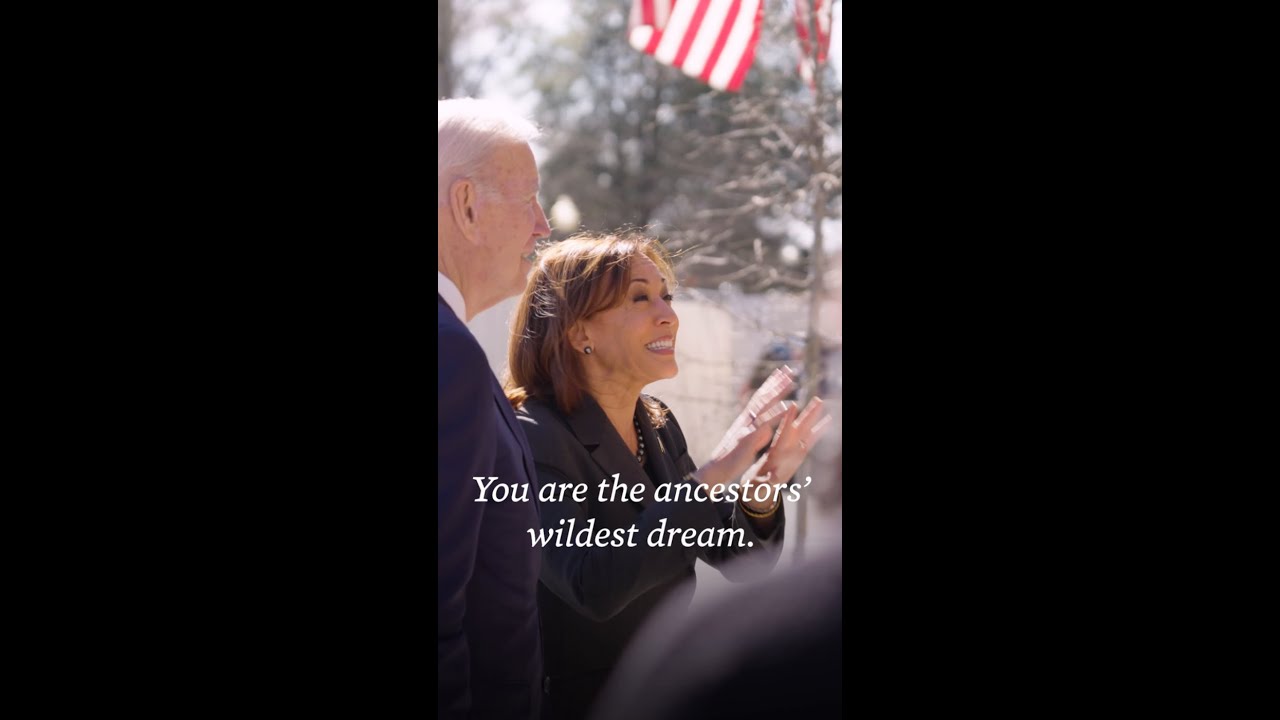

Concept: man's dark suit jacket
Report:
left=438, top=295, right=542, bottom=720
left=516, top=394, right=785, bottom=720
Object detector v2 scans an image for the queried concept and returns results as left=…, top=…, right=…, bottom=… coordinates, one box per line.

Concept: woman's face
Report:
left=579, top=254, right=679, bottom=390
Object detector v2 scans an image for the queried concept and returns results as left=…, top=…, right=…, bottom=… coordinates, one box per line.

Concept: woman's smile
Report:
left=644, top=336, right=675, bottom=355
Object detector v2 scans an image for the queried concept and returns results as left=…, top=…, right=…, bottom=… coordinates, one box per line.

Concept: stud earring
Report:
left=584, top=346, right=593, bottom=355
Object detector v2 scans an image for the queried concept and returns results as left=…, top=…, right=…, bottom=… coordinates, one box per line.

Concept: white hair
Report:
left=438, top=97, right=540, bottom=206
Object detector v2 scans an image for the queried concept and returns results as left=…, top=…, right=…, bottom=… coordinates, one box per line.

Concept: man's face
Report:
left=474, top=142, right=552, bottom=302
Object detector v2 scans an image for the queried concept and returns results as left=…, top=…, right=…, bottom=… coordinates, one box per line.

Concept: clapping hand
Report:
left=752, top=395, right=832, bottom=490
left=694, top=368, right=798, bottom=491
left=710, top=367, right=797, bottom=461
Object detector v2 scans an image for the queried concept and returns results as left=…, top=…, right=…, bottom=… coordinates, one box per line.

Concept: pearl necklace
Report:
left=633, top=416, right=646, bottom=465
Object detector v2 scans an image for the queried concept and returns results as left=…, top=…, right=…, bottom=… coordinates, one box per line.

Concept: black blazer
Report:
left=517, top=394, right=784, bottom=720
left=438, top=295, right=543, bottom=720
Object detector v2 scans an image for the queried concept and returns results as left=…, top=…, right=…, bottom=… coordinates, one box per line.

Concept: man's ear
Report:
left=567, top=321, right=590, bottom=354
left=449, top=178, right=481, bottom=243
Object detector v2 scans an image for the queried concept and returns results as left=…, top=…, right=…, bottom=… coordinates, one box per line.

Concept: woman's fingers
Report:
left=753, top=398, right=793, bottom=431
left=714, top=368, right=805, bottom=462
left=790, top=399, right=832, bottom=457
left=722, top=423, right=774, bottom=477
left=745, top=367, right=795, bottom=421
left=791, top=396, right=825, bottom=434
left=770, top=404, right=799, bottom=447
left=749, top=397, right=834, bottom=487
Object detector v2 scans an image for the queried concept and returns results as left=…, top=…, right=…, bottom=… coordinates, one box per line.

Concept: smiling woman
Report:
left=503, top=231, right=831, bottom=720
left=505, top=232, right=682, bottom=430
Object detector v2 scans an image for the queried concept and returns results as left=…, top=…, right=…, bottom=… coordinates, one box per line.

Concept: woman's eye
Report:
left=633, top=294, right=648, bottom=302
left=662, top=294, right=674, bottom=303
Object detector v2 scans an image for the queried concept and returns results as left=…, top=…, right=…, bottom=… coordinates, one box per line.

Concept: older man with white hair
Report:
left=438, top=97, right=552, bottom=720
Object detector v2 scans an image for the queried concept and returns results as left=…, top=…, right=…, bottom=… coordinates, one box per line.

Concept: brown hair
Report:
left=505, top=231, right=678, bottom=427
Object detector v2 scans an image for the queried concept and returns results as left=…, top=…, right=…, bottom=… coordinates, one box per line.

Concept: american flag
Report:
left=628, top=0, right=765, bottom=93
left=794, top=0, right=833, bottom=87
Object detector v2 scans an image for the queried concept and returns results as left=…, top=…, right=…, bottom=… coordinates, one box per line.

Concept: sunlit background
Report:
left=441, top=0, right=843, bottom=599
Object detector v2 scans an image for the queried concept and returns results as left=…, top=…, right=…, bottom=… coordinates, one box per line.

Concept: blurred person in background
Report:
left=438, top=97, right=552, bottom=720
left=505, top=232, right=832, bottom=720
left=588, top=546, right=842, bottom=720
left=588, top=455, right=844, bottom=720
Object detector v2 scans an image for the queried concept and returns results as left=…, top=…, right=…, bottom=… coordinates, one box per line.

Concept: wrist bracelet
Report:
left=739, top=497, right=780, bottom=519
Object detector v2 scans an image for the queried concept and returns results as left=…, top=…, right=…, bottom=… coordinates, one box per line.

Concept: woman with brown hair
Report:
left=506, top=232, right=830, bottom=720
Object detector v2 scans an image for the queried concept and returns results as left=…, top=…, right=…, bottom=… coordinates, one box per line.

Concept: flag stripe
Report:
left=697, top=0, right=742, bottom=87
left=655, top=0, right=671, bottom=28
left=671, top=0, right=713, bottom=69
left=642, top=0, right=667, bottom=53
left=629, top=0, right=762, bottom=92
left=795, top=0, right=832, bottom=62
left=707, top=0, right=759, bottom=91
left=644, top=0, right=665, bottom=54
left=654, top=0, right=700, bottom=64
left=793, top=0, right=833, bottom=88
left=722, top=0, right=763, bottom=91
left=642, top=0, right=657, bottom=28
left=681, top=0, right=734, bottom=78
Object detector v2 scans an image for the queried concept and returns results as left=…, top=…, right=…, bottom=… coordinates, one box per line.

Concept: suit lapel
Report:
left=565, top=396, right=657, bottom=510
left=440, top=294, right=541, bottom=511
left=489, top=373, right=541, bottom=511
left=637, top=410, right=682, bottom=507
